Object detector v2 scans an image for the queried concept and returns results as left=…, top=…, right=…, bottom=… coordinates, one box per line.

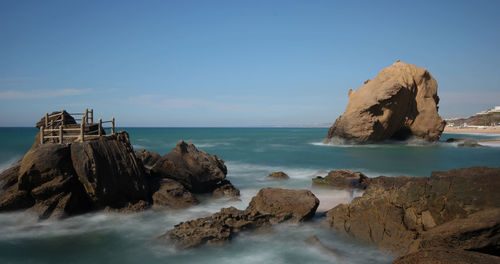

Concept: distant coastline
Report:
left=444, top=126, right=500, bottom=134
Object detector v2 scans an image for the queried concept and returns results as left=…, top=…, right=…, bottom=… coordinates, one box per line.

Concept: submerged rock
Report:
left=151, top=140, right=228, bottom=193
left=325, top=61, right=445, bottom=143
left=163, top=188, right=320, bottom=249
left=267, top=171, right=289, bottom=180
left=324, top=167, right=500, bottom=256
left=305, top=235, right=342, bottom=258
left=312, top=169, right=368, bottom=189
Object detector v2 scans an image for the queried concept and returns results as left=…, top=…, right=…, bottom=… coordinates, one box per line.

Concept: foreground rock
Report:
left=135, top=149, right=161, bottom=168
left=325, top=61, right=445, bottom=143
left=393, top=248, right=500, bottom=264
left=151, top=141, right=228, bottom=193
left=151, top=178, right=199, bottom=209
left=163, top=188, right=319, bottom=249
left=324, top=167, right=500, bottom=257
left=267, top=171, right=289, bottom=180
left=312, top=169, right=368, bottom=189
left=1, top=132, right=149, bottom=219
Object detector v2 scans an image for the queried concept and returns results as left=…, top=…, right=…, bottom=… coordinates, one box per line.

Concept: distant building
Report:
left=476, top=106, right=500, bottom=115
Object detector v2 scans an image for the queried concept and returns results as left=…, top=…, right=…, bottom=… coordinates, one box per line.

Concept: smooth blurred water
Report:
left=0, top=127, right=499, bottom=264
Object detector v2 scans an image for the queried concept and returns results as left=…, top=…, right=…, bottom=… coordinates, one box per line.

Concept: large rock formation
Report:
left=151, top=140, right=228, bottom=193
left=163, top=188, right=319, bottom=249
left=0, top=132, right=149, bottom=219
left=393, top=248, right=500, bottom=264
left=324, top=167, right=500, bottom=257
left=325, top=61, right=445, bottom=143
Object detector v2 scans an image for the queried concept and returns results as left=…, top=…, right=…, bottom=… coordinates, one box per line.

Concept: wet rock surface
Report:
left=324, top=166, right=500, bottom=257
left=312, top=169, right=369, bottom=189
left=163, top=188, right=320, bottom=249
left=267, top=171, right=289, bottom=180
left=392, top=248, right=500, bottom=264
left=135, top=149, right=161, bottom=168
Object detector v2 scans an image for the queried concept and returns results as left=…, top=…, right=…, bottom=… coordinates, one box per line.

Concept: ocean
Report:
left=1, top=127, right=499, bottom=264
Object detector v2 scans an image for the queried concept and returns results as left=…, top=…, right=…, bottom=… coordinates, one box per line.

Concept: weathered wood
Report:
left=80, top=123, right=84, bottom=142
left=89, top=109, right=94, bottom=124
left=59, top=126, right=63, bottom=143
left=84, top=108, right=88, bottom=125
left=111, top=117, right=115, bottom=135
left=40, top=126, right=44, bottom=144
left=45, top=113, right=48, bottom=127
left=98, top=119, right=102, bottom=136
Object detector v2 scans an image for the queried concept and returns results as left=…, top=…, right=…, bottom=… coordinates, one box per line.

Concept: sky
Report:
left=1, top=0, right=499, bottom=127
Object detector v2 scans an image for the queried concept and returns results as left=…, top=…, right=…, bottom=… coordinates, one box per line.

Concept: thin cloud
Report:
left=0, top=89, right=91, bottom=99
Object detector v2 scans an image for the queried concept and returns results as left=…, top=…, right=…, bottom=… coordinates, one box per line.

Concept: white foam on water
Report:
left=0, top=156, right=21, bottom=173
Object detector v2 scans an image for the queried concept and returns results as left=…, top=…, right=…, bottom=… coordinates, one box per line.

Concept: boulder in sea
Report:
left=135, top=149, right=161, bottom=168
left=162, top=188, right=320, bottom=249
left=323, top=166, right=500, bottom=256
left=151, top=140, right=228, bottom=193
left=457, top=138, right=483, bottom=147
left=325, top=61, right=445, bottom=143
left=212, top=179, right=240, bottom=198
left=151, top=178, right=199, bottom=209
left=0, top=131, right=149, bottom=219
left=312, top=169, right=368, bottom=189
left=267, top=171, right=289, bottom=180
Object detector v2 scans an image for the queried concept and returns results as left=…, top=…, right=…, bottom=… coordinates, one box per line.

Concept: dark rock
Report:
left=393, top=248, right=500, bottom=264
left=445, top=138, right=459, bottom=143
left=305, top=235, right=342, bottom=258
left=457, top=138, right=483, bottom=147
left=324, top=167, right=500, bottom=255
left=151, top=140, right=227, bottom=193
left=325, top=61, right=445, bottom=143
left=0, top=159, right=21, bottom=191
left=212, top=179, right=240, bottom=198
left=267, top=171, right=289, bottom=180
left=152, top=178, right=198, bottom=209
left=135, top=149, right=161, bottom=168
left=163, top=188, right=320, bottom=249
left=312, top=169, right=368, bottom=189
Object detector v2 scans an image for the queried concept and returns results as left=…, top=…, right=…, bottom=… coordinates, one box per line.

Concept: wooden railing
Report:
left=39, top=108, right=115, bottom=144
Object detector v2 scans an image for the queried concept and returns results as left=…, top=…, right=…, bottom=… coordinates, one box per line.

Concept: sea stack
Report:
left=325, top=61, right=445, bottom=143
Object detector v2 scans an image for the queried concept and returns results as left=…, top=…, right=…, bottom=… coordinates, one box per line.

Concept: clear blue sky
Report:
left=1, top=0, right=499, bottom=126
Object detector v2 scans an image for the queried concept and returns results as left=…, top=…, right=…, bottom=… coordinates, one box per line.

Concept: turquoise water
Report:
left=1, top=128, right=499, bottom=264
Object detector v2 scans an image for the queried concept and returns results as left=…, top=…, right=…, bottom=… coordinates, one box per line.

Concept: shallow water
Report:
left=1, top=127, right=499, bottom=263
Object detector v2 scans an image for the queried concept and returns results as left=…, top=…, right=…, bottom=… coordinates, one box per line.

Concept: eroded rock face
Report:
left=393, top=248, right=500, bottom=264
left=312, top=169, right=368, bottom=189
left=267, top=171, right=289, bottom=180
left=324, top=167, right=500, bottom=255
left=151, top=178, right=199, bottom=209
left=135, top=149, right=161, bottom=168
left=325, top=61, right=445, bottom=143
left=163, top=188, right=320, bottom=249
left=151, top=140, right=227, bottom=193
left=0, top=132, right=149, bottom=219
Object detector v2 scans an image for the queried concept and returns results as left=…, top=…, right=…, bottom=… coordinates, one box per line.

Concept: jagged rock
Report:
left=312, top=169, right=368, bottom=189
left=393, top=248, right=500, bottom=264
left=0, top=131, right=150, bottom=219
left=325, top=61, right=445, bottom=143
left=151, top=140, right=228, bottom=193
left=152, top=178, right=198, bottom=209
left=212, top=180, right=240, bottom=198
left=267, top=171, right=289, bottom=180
left=324, top=167, right=500, bottom=255
left=135, top=149, right=161, bottom=168
left=163, top=188, right=319, bottom=249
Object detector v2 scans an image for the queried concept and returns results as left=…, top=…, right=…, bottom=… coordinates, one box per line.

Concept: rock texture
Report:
left=151, top=178, right=199, bottom=209
left=151, top=140, right=228, bottom=193
left=267, top=171, right=289, bottom=180
left=135, top=149, right=161, bottom=168
left=212, top=180, right=240, bottom=198
left=312, top=169, right=368, bottom=189
left=163, top=188, right=319, bottom=249
left=324, top=167, right=500, bottom=256
left=0, top=132, right=149, bottom=219
left=393, top=248, right=500, bottom=264
left=325, top=61, right=445, bottom=143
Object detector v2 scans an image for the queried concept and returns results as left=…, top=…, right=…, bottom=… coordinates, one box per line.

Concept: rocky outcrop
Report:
left=324, top=167, right=500, bottom=256
left=163, top=188, right=319, bottom=249
left=312, top=169, right=368, bottom=189
left=0, top=132, right=149, bottom=219
left=212, top=180, right=240, bottom=198
left=267, top=171, right=289, bottom=180
left=151, top=140, right=228, bottom=193
left=325, top=61, right=445, bottom=143
left=151, top=178, right=198, bottom=209
left=135, top=149, right=161, bottom=168
left=393, top=248, right=500, bottom=264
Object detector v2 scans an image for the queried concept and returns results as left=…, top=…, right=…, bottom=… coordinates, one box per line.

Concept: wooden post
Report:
left=84, top=108, right=88, bottom=125
left=59, top=126, right=63, bottom=144
left=61, top=111, right=65, bottom=126
left=111, top=117, right=115, bottom=135
left=90, top=109, right=94, bottom=124
left=40, top=126, right=44, bottom=145
left=80, top=123, right=84, bottom=142
left=98, top=118, right=102, bottom=136
left=45, top=113, right=49, bottom=127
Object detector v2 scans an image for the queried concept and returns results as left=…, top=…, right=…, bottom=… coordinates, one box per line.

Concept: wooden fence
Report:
left=39, top=108, right=115, bottom=144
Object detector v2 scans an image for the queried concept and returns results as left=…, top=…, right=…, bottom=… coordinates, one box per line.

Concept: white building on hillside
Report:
left=476, top=106, right=500, bottom=115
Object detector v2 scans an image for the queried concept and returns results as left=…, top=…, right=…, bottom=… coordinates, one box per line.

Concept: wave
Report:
left=0, top=156, right=22, bottom=173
